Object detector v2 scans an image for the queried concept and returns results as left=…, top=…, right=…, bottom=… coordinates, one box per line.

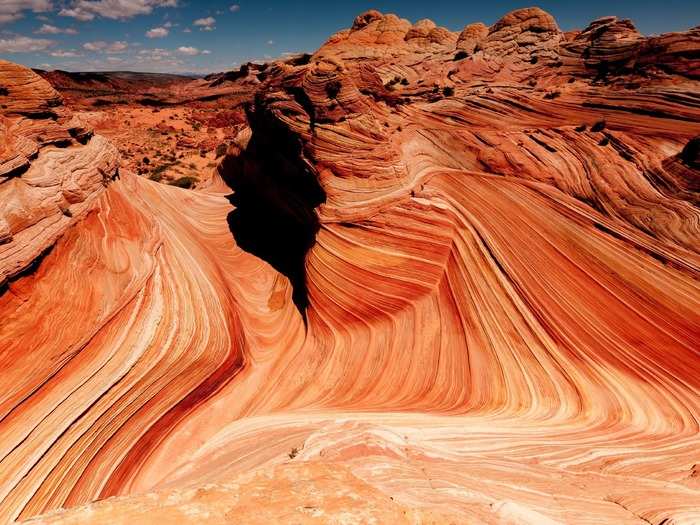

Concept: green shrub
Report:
left=152, top=164, right=169, bottom=175
left=591, top=120, right=606, bottom=132
left=169, top=176, right=199, bottom=189
left=385, top=76, right=402, bottom=90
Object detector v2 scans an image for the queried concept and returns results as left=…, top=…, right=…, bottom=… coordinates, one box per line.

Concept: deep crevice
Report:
left=219, top=96, right=325, bottom=320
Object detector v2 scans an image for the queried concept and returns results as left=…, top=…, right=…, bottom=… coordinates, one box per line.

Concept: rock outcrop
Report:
left=1, top=6, right=700, bottom=525
left=0, top=61, right=118, bottom=287
left=456, top=22, right=488, bottom=53
left=479, top=6, right=561, bottom=60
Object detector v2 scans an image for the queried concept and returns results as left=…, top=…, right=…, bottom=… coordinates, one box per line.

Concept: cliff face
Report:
left=2, top=8, right=700, bottom=525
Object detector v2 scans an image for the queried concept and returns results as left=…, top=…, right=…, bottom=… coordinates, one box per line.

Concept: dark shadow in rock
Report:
left=681, top=136, right=700, bottom=169
left=220, top=96, right=325, bottom=321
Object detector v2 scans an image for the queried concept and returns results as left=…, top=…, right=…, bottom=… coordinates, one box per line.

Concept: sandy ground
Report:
left=78, top=106, right=234, bottom=187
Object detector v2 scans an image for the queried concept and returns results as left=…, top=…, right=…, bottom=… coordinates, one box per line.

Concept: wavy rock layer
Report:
left=0, top=61, right=118, bottom=286
left=1, top=8, right=700, bottom=525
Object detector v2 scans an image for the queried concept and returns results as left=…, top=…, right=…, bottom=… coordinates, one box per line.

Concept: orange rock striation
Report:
left=1, top=7, right=700, bottom=525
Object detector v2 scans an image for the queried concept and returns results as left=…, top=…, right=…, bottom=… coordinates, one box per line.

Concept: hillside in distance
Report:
left=35, top=69, right=195, bottom=91
left=1, top=6, right=699, bottom=525
left=35, top=62, right=277, bottom=108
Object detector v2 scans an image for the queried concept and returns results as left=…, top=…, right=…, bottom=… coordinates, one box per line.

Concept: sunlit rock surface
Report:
left=1, top=7, right=700, bottom=525
left=0, top=61, right=118, bottom=287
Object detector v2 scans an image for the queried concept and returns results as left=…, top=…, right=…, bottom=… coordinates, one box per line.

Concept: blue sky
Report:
left=1, top=1, right=698, bottom=74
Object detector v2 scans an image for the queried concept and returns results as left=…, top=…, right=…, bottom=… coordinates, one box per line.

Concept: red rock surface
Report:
left=1, top=7, right=700, bottom=525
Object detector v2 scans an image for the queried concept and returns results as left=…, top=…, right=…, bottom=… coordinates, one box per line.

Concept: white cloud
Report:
left=82, top=41, right=104, bottom=51
left=229, top=4, right=239, bottom=12
left=0, top=0, right=52, bottom=24
left=59, top=0, right=178, bottom=21
left=138, top=47, right=171, bottom=59
left=193, top=16, right=214, bottom=30
left=0, top=35, right=53, bottom=52
left=58, top=7, right=94, bottom=21
left=41, top=51, right=193, bottom=73
left=82, top=40, right=128, bottom=53
left=50, top=49, right=81, bottom=57
left=267, top=39, right=274, bottom=45
left=182, top=27, right=191, bottom=33
left=177, top=45, right=200, bottom=56
left=36, top=24, right=78, bottom=35
left=133, top=47, right=185, bottom=70
left=194, top=16, right=215, bottom=25
left=146, top=26, right=168, bottom=38
left=106, top=40, right=128, bottom=52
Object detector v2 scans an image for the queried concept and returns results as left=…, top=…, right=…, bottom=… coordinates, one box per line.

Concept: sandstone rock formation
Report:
left=0, top=61, right=118, bottom=287
left=1, top=7, right=700, bottom=525
left=457, top=22, right=488, bottom=53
